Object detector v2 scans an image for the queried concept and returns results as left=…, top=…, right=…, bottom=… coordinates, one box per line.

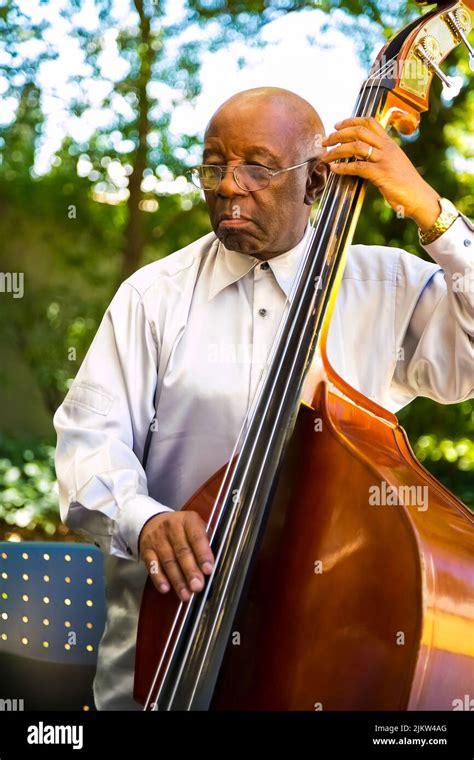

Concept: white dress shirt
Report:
left=53, top=215, right=474, bottom=710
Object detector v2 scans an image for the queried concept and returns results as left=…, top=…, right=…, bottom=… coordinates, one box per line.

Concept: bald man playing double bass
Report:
left=54, top=88, right=473, bottom=709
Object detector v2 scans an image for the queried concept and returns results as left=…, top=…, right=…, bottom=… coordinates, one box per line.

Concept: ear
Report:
left=304, top=160, right=328, bottom=206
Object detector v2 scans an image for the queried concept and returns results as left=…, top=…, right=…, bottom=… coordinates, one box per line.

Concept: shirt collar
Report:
left=208, top=223, right=312, bottom=302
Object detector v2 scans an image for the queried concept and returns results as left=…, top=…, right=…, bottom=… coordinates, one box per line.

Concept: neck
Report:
left=244, top=223, right=311, bottom=262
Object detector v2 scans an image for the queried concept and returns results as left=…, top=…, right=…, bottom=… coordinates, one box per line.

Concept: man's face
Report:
left=202, top=99, right=325, bottom=260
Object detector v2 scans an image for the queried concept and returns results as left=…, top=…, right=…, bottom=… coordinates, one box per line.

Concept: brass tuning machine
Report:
left=415, top=35, right=464, bottom=98
left=443, top=6, right=474, bottom=71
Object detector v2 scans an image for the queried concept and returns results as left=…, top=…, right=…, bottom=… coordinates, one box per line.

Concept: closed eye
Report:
left=246, top=161, right=274, bottom=170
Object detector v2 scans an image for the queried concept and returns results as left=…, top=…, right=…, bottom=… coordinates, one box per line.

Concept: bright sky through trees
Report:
left=0, top=0, right=375, bottom=176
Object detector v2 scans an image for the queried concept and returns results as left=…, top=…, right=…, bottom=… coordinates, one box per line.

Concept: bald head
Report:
left=205, top=87, right=326, bottom=163
left=202, top=87, right=328, bottom=259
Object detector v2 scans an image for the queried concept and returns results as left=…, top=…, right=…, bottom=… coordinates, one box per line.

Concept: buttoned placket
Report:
left=249, top=260, right=287, bottom=402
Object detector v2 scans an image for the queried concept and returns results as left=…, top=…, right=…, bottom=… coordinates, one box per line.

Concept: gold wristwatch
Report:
left=418, top=197, right=460, bottom=246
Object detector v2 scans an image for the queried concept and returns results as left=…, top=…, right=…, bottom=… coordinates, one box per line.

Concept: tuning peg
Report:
left=415, top=37, right=464, bottom=99
left=443, top=8, right=474, bottom=72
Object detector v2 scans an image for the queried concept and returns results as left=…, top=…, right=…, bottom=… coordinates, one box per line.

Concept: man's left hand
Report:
left=321, top=116, right=440, bottom=232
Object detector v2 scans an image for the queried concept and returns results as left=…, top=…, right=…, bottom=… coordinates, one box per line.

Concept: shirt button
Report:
left=258, top=308, right=268, bottom=317
left=260, top=262, right=269, bottom=270
left=464, top=239, right=471, bottom=247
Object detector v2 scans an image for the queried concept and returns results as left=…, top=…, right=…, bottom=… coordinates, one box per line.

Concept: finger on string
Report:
left=334, top=116, right=386, bottom=136
left=142, top=550, right=170, bottom=593
left=328, top=161, right=374, bottom=176
left=323, top=127, right=383, bottom=148
left=159, top=540, right=193, bottom=601
left=322, top=143, right=381, bottom=163
left=184, top=519, right=214, bottom=575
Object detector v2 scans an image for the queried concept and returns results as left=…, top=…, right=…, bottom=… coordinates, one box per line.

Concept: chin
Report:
left=217, top=228, right=263, bottom=255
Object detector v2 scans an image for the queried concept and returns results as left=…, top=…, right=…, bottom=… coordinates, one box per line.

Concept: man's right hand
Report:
left=138, top=511, right=215, bottom=602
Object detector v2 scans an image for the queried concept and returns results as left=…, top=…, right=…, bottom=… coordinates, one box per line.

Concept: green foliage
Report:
left=0, top=433, right=64, bottom=539
left=399, top=399, right=474, bottom=509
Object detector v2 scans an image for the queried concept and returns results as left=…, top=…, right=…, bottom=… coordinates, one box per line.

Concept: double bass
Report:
left=134, top=0, right=474, bottom=710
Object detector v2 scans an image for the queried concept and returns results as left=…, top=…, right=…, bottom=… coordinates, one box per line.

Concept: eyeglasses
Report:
left=188, top=159, right=316, bottom=192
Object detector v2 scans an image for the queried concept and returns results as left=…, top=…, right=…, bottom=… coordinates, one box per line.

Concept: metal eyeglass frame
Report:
left=189, top=159, right=317, bottom=192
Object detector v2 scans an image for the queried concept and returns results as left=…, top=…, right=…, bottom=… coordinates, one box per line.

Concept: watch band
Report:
left=419, top=197, right=460, bottom=246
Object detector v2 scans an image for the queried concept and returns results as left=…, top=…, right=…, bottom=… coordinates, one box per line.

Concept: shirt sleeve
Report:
left=390, top=214, right=474, bottom=408
left=53, top=281, right=173, bottom=561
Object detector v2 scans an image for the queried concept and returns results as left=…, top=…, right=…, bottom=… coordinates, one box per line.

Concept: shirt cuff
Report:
left=112, top=495, right=174, bottom=560
left=421, top=214, right=473, bottom=283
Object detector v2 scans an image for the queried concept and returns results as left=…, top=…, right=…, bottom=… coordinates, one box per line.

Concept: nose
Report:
left=217, top=167, right=247, bottom=198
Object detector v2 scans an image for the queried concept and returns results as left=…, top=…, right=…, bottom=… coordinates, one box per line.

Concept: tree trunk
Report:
left=120, top=0, right=153, bottom=282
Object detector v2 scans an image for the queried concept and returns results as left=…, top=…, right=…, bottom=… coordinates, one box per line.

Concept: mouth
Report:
left=218, top=216, right=253, bottom=229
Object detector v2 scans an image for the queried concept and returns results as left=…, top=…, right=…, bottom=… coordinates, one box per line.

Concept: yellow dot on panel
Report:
left=42, top=641, right=49, bottom=648
left=43, top=553, right=50, bottom=560
left=86, top=645, right=94, bottom=652
left=64, top=644, right=71, bottom=651
left=64, top=577, right=71, bottom=584
left=21, top=637, right=28, bottom=645
left=22, top=616, right=28, bottom=623
left=22, top=553, right=28, bottom=560
left=43, top=575, right=50, bottom=582
left=1, top=572, right=7, bottom=579
left=86, top=578, right=93, bottom=585
left=22, top=595, right=29, bottom=602
left=64, top=598, right=71, bottom=606
left=86, top=600, right=93, bottom=607
left=64, top=621, right=71, bottom=628
left=22, top=573, right=29, bottom=581
left=83, top=705, right=90, bottom=711
left=42, top=618, right=49, bottom=626
left=1, top=613, right=8, bottom=620
left=86, top=556, right=93, bottom=563
left=1, top=552, right=7, bottom=559
left=1, top=633, right=7, bottom=640
left=64, top=554, right=71, bottom=562
left=42, top=596, right=49, bottom=604
left=86, top=623, right=93, bottom=629
left=1, top=593, right=8, bottom=599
